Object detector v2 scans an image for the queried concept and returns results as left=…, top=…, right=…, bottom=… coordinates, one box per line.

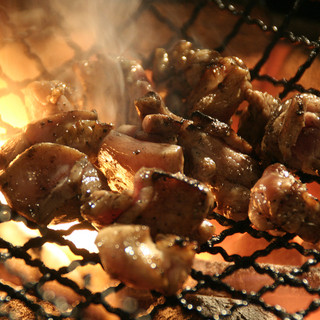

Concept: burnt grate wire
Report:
left=0, top=0, right=320, bottom=319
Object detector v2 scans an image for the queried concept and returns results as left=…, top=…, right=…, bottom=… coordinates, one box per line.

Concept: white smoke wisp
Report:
left=50, top=0, right=144, bottom=125
left=53, top=0, right=142, bottom=56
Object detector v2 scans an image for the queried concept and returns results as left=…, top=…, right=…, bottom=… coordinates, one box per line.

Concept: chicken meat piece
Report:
left=0, top=110, right=112, bottom=169
left=95, top=224, right=197, bottom=295
left=24, top=80, right=78, bottom=121
left=97, top=130, right=184, bottom=192
left=138, top=93, right=252, bottom=154
left=0, top=142, right=109, bottom=225
left=261, top=93, right=320, bottom=176
left=82, top=167, right=215, bottom=243
left=238, top=89, right=281, bottom=154
left=179, top=120, right=261, bottom=221
left=135, top=91, right=182, bottom=123
left=249, top=163, right=320, bottom=243
left=135, top=92, right=261, bottom=221
left=138, top=114, right=182, bottom=144
left=153, top=40, right=220, bottom=117
left=186, top=55, right=252, bottom=123
left=153, top=40, right=220, bottom=96
left=81, top=189, right=133, bottom=228
left=190, top=110, right=253, bottom=155
left=116, top=122, right=177, bottom=144
left=152, top=40, right=251, bottom=122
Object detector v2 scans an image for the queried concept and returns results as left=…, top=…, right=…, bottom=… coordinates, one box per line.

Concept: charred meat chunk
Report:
left=0, top=143, right=108, bottom=225
left=249, top=163, right=320, bottom=243
left=97, top=129, right=184, bottom=192
left=95, top=224, right=197, bottom=295
left=186, top=55, right=252, bottom=123
left=81, top=190, right=133, bottom=228
left=82, top=167, right=215, bottom=243
left=152, top=40, right=252, bottom=123
left=238, top=89, right=281, bottom=154
left=0, top=110, right=112, bottom=169
left=25, top=80, right=79, bottom=121
left=135, top=92, right=261, bottom=221
left=117, top=168, right=215, bottom=242
left=153, top=40, right=220, bottom=97
left=261, top=93, right=320, bottom=176
left=178, top=119, right=261, bottom=221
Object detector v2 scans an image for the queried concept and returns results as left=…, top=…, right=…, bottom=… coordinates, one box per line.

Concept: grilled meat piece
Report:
left=82, top=167, right=215, bottom=243
left=135, top=92, right=261, bottom=221
left=135, top=91, right=181, bottom=122
left=238, top=89, right=281, bottom=154
left=0, top=110, right=112, bottom=169
left=81, top=190, right=133, bottom=228
left=153, top=40, right=220, bottom=117
left=190, top=111, right=253, bottom=155
left=117, top=168, right=215, bottom=242
left=82, top=169, right=215, bottom=241
left=95, top=224, right=197, bottom=295
left=249, top=163, right=320, bottom=243
left=153, top=40, right=220, bottom=97
left=137, top=92, right=253, bottom=153
left=179, top=120, right=260, bottom=221
left=97, top=130, right=184, bottom=192
left=152, top=40, right=251, bottom=123
left=186, top=55, right=252, bottom=123
left=0, top=143, right=108, bottom=225
left=261, top=93, right=320, bottom=176
left=141, top=114, right=182, bottom=144
left=25, top=80, right=78, bottom=121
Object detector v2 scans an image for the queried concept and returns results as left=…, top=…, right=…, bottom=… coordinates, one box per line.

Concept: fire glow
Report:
left=49, top=222, right=98, bottom=254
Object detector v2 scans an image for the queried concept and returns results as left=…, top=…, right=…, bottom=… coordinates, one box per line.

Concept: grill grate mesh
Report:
left=0, top=0, right=320, bottom=319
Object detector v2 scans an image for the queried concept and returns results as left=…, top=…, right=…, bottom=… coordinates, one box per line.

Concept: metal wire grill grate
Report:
left=0, top=0, right=319, bottom=319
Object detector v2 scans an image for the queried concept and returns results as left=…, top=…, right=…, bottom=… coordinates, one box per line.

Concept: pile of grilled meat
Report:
left=0, top=40, right=319, bottom=295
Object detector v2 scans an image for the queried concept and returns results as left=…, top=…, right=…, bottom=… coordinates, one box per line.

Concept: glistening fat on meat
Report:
left=249, top=163, right=320, bottom=243
left=0, top=142, right=108, bottom=225
left=95, top=224, right=197, bottom=296
left=0, top=109, right=112, bottom=169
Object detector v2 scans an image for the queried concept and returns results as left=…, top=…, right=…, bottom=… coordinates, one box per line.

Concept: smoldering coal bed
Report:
left=0, top=1, right=320, bottom=319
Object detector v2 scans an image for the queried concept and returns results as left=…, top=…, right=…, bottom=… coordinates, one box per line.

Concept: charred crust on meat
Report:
left=185, top=123, right=198, bottom=132
left=295, top=98, right=304, bottom=116
left=26, top=147, right=36, bottom=158
left=218, top=82, right=225, bottom=90
left=2, top=181, right=8, bottom=189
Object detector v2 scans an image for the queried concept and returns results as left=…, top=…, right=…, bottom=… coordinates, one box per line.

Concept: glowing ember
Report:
left=49, top=222, right=98, bottom=253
